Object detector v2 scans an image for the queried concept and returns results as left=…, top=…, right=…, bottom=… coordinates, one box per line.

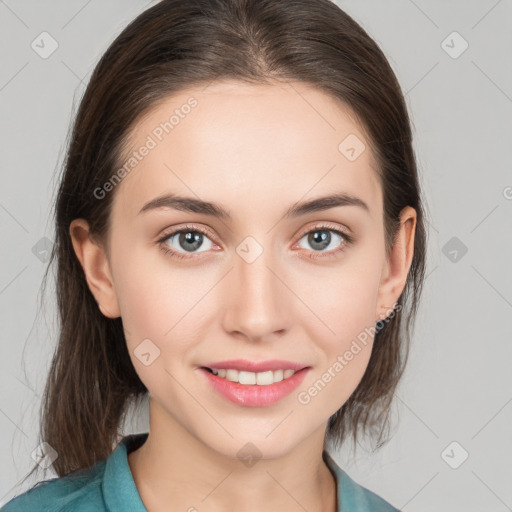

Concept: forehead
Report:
left=112, top=80, right=382, bottom=222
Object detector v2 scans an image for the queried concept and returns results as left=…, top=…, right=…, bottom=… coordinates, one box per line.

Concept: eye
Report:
left=295, top=223, right=353, bottom=259
left=157, top=224, right=217, bottom=260
left=157, top=222, right=354, bottom=261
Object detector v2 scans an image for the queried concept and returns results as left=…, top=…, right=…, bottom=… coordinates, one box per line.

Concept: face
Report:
left=72, top=79, right=415, bottom=460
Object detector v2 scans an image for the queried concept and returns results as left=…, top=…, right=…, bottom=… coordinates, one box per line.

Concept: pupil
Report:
left=180, top=231, right=203, bottom=252
left=309, top=230, right=330, bottom=250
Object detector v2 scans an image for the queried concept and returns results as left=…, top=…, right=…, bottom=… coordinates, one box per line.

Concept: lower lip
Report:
left=199, top=367, right=310, bottom=407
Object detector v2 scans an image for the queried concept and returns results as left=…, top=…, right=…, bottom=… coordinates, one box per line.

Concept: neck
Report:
left=127, top=402, right=337, bottom=512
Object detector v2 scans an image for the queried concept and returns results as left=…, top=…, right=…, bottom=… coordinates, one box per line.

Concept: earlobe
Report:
left=375, top=206, right=416, bottom=322
left=69, top=219, right=121, bottom=319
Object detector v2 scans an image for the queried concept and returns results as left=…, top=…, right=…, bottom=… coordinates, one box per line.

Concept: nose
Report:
left=221, top=240, right=292, bottom=342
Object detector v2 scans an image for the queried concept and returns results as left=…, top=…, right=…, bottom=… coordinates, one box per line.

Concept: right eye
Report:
left=157, top=224, right=217, bottom=260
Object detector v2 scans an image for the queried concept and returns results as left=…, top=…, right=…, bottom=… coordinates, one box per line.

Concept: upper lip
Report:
left=202, top=359, right=310, bottom=372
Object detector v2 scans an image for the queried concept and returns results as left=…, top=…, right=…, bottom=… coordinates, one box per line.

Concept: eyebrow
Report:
left=138, top=192, right=370, bottom=219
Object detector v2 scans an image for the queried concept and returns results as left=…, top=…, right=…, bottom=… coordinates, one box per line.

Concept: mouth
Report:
left=199, top=366, right=311, bottom=407
left=201, top=366, right=307, bottom=386
left=201, top=358, right=309, bottom=373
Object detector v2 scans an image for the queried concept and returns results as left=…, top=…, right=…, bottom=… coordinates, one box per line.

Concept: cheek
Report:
left=296, top=345, right=373, bottom=422
left=114, top=270, right=193, bottom=401
left=296, top=250, right=382, bottom=344
left=297, top=282, right=377, bottom=419
left=110, top=240, right=182, bottom=359
left=293, top=254, right=382, bottom=412
left=111, top=241, right=214, bottom=388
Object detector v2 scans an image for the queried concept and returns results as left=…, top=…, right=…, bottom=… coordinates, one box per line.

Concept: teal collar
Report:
left=103, top=433, right=148, bottom=511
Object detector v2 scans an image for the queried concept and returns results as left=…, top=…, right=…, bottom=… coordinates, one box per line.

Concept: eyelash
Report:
left=157, top=222, right=354, bottom=261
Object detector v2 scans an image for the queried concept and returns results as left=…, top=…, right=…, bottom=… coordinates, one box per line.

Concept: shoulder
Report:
left=1, top=459, right=108, bottom=512
left=323, top=450, right=401, bottom=512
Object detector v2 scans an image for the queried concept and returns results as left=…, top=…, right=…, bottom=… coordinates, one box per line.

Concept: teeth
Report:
left=210, top=368, right=297, bottom=385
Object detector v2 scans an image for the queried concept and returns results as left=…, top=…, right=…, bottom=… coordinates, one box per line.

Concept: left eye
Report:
left=296, top=227, right=349, bottom=254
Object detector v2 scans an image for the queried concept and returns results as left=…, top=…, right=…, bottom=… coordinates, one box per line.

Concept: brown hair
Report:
left=21, top=0, right=427, bottom=484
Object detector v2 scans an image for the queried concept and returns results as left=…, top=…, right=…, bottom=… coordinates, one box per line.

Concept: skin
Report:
left=70, top=79, right=416, bottom=512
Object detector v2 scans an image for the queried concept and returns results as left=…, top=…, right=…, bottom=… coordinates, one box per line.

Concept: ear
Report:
left=69, top=219, right=121, bottom=319
left=375, top=206, right=417, bottom=322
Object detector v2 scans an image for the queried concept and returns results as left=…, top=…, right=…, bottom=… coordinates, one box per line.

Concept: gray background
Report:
left=1, top=0, right=511, bottom=510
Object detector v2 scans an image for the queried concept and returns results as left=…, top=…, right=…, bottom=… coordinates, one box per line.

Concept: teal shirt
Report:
left=2, top=433, right=400, bottom=511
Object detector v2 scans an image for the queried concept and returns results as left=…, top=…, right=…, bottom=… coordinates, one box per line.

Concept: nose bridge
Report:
left=224, top=234, right=289, bottom=339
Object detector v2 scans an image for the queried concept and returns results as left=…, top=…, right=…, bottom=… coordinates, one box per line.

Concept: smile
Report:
left=199, top=367, right=310, bottom=407
left=205, top=367, right=298, bottom=385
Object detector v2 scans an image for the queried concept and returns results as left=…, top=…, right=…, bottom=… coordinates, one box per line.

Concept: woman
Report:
left=3, top=0, right=427, bottom=510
